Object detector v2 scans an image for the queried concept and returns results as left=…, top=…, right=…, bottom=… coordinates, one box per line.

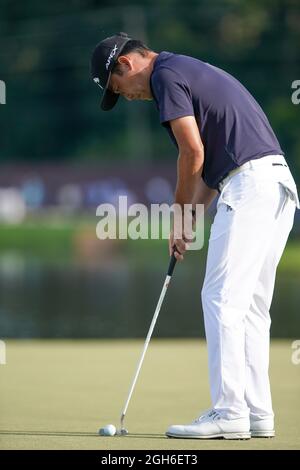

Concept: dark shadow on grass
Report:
left=0, top=430, right=166, bottom=439
left=116, top=433, right=166, bottom=439
left=0, top=430, right=98, bottom=437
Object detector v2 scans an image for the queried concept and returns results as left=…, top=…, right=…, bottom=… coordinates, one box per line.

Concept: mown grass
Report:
left=0, top=340, right=299, bottom=450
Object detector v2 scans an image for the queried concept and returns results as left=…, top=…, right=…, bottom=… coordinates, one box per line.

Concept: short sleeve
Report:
left=151, top=67, right=194, bottom=126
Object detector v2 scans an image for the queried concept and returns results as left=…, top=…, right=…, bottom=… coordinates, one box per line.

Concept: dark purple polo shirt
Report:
left=150, top=51, right=283, bottom=189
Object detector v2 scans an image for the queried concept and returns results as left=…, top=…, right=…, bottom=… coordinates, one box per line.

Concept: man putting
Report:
left=91, top=32, right=299, bottom=439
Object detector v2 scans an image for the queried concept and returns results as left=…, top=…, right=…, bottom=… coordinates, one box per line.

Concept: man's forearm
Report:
left=174, top=151, right=204, bottom=208
left=192, top=177, right=218, bottom=212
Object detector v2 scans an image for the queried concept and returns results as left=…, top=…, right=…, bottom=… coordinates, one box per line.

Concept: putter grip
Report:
left=167, top=252, right=177, bottom=277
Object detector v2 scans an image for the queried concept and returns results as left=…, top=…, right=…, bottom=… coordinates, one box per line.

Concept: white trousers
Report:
left=201, top=155, right=299, bottom=420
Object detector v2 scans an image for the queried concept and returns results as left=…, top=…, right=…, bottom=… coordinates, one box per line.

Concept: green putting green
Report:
left=0, top=339, right=299, bottom=450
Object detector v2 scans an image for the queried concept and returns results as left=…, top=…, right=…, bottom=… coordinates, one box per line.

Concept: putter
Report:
left=117, top=251, right=177, bottom=435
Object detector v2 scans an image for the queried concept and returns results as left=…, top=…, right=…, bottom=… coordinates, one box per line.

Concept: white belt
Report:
left=218, top=155, right=287, bottom=193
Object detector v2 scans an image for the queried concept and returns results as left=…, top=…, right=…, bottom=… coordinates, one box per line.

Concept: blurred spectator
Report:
left=57, top=183, right=83, bottom=213
left=0, top=188, right=26, bottom=223
left=21, top=177, right=45, bottom=209
left=145, top=176, right=174, bottom=204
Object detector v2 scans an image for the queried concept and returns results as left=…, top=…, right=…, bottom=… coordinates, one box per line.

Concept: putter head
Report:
left=116, top=428, right=128, bottom=436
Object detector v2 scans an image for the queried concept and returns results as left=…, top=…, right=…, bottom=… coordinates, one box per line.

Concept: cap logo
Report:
left=93, top=77, right=103, bottom=89
left=105, top=44, right=118, bottom=70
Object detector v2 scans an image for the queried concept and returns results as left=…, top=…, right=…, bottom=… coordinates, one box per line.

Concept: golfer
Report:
left=91, top=32, right=299, bottom=439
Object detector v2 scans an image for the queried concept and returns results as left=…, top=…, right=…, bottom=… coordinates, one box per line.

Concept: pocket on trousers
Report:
left=278, top=178, right=300, bottom=209
left=217, top=171, right=258, bottom=211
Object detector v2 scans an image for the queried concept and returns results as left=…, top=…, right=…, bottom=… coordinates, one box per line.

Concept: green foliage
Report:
left=0, top=221, right=298, bottom=273
left=0, top=0, right=299, bottom=182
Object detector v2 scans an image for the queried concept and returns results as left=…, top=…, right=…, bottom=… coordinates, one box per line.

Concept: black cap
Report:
left=90, top=32, right=132, bottom=111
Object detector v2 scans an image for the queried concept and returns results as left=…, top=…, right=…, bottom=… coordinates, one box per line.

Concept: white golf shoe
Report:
left=166, top=409, right=251, bottom=440
left=250, top=416, right=275, bottom=438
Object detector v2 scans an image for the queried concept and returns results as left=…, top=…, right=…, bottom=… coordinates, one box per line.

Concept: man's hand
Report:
left=169, top=231, right=187, bottom=261
left=169, top=230, right=192, bottom=262
left=169, top=204, right=196, bottom=262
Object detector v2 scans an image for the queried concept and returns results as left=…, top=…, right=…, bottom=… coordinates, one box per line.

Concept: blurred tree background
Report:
left=0, top=0, right=299, bottom=179
left=0, top=0, right=299, bottom=339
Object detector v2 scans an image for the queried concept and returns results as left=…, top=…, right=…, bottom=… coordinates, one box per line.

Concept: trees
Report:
left=0, top=0, right=299, bottom=179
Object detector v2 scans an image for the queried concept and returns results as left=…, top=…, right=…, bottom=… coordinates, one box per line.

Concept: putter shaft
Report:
left=120, top=253, right=177, bottom=432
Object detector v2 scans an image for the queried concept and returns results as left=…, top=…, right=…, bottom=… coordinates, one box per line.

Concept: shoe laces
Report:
left=193, top=409, right=221, bottom=423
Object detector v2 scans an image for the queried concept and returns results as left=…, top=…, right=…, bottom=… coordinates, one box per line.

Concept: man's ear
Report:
left=117, top=55, right=132, bottom=71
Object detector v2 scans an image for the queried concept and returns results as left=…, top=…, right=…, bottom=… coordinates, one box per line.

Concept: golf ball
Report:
left=98, top=424, right=116, bottom=436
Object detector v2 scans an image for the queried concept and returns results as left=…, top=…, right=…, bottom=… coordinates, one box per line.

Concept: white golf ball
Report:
left=98, top=424, right=116, bottom=436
